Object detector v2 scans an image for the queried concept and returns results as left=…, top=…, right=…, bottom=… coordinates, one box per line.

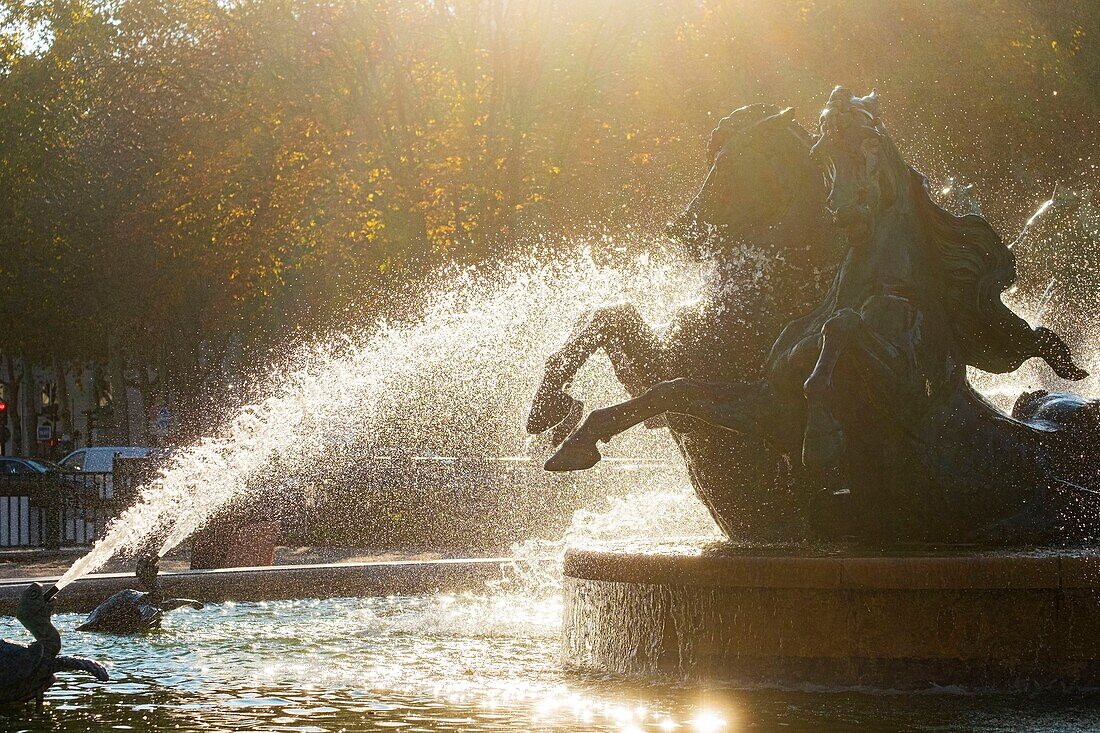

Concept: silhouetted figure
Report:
left=546, top=88, right=1098, bottom=547
left=0, top=583, right=109, bottom=709
left=78, top=553, right=203, bottom=634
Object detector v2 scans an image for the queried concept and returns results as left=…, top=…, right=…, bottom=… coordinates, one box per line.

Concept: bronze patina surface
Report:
left=541, top=89, right=1099, bottom=547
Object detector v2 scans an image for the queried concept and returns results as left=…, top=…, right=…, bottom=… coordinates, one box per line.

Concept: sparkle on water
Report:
left=6, top=596, right=1100, bottom=732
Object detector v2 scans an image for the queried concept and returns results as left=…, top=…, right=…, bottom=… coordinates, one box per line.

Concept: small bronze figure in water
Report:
left=0, top=583, right=109, bottom=709
left=78, top=554, right=204, bottom=634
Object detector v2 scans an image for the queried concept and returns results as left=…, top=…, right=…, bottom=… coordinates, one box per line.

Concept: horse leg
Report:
left=603, top=309, right=673, bottom=429
left=545, top=377, right=775, bottom=471
left=527, top=303, right=664, bottom=434
left=801, top=297, right=918, bottom=470
left=800, top=309, right=860, bottom=470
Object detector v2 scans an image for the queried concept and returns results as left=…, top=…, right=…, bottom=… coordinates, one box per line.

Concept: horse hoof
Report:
left=550, top=399, right=585, bottom=447
left=526, top=388, right=581, bottom=434
left=1037, top=327, right=1090, bottom=381
left=1047, top=352, right=1089, bottom=381
left=544, top=435, right=603, bottom=471
left=1058, top=363, right=1090, bottom=382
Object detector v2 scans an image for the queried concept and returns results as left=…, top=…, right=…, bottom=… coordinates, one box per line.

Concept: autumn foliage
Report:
left=0, top=0, right=1096, bottom=380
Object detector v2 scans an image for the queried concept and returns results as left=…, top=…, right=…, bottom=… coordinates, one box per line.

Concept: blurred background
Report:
left=0, top=0, right=1096, bottom=449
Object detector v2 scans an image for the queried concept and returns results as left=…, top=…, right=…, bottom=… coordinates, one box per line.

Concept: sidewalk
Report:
left=0, top=546, right=446, bottom=580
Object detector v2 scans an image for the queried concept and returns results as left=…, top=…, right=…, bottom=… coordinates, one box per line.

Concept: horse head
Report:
left=810, top=87, right=908, bottom=243
left=669, top=103, right=824, bottom=258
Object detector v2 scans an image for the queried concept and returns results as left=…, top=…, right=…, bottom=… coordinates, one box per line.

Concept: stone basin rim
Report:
left=563, top=547, right=1100, bottom=590
left=0, top=557, right=511, bottom=615
left=0, top=556, right=511, bottom=588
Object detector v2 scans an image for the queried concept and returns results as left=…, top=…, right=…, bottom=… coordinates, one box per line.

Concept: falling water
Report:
left=55, top=243, right=721, bottom=591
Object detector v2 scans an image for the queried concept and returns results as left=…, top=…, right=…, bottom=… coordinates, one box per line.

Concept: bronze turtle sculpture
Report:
left=78, top=554, right=203, bottom=634
left=0, top=583, right=109, bottom=707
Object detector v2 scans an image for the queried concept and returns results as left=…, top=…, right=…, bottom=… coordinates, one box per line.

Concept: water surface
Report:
left=2, top=595, right=1098, bottom=732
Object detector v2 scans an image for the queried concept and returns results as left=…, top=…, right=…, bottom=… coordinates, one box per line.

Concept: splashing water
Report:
left=55, top=182, right=1100, bottom=593
left=56, top=245, right=720, bottom=591
left=966, top=185, right=1100, bottom=409
left=496, top=479, right=723, bottom=598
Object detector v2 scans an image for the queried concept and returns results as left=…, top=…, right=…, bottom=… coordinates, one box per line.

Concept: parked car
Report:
left=58, top=446, right=153, bottom=498
left=58, top=446, right=151, bottom=473
left=0, top=456, right=80, bottom=548
left=0, top=457, right=64, bottom=475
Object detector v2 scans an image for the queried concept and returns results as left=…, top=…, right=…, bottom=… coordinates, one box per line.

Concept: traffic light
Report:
left=0, top=400, right=7, bottom=413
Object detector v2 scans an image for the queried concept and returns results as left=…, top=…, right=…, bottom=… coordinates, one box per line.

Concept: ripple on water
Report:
left=2, top=595, right=1100, bottom=732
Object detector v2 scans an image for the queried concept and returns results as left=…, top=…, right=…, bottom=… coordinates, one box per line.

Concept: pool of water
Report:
left=2, top=594, right=1099, bottom=732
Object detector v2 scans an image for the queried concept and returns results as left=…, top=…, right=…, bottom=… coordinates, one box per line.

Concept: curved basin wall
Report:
left=562, top=548, right=1100, bottom=689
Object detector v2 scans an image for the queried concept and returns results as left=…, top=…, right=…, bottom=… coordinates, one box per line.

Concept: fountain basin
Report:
left=0, top=557, right=508, bottom=614
left=563, top=546, right=1100, bottom=689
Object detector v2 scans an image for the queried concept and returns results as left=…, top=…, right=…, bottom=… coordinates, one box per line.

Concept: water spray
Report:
left=50, top=250, right=710, bottom=587
left=1010, top=183, right=1060, bottom=250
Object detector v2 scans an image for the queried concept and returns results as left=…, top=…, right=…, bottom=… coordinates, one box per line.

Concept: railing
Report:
left=0, top=472, right=119, bottom=548
left=0, top=453, right=677, bottom=552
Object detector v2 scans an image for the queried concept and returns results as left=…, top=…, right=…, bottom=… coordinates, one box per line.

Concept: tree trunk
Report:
left=108, top=335, right=131, bottom=445
left=90, top=361, right=105, bottom=445
left=1, top=354, right=20, bottom=455
left=18, top=356, right=34, bottom=456
left=130, top=363, right=151, bottom=447
left=52, top=355, right=72, bottom=442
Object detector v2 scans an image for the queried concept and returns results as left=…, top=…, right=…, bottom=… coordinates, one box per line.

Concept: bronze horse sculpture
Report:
left=546, top=88, right=1099, bottom=546
left=527, top=103, right=839, bottom=540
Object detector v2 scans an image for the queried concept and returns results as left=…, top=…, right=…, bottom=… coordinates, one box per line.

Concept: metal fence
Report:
left=0, top=472, right=119, bottom=548
left=0, top=453, right=676, bottom=551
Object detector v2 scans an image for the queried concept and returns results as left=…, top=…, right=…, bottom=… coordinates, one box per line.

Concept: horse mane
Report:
left=708, top=103, right=780, bottom=159
left=816, top=86, right=1055, bottom=374
left=911, top=168, right=1015, bottom=298
left=908, top=168, right=1044, bottom=373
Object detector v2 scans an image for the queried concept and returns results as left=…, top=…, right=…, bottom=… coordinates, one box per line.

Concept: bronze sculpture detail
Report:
left=536, top=88, right=1098, bottom=546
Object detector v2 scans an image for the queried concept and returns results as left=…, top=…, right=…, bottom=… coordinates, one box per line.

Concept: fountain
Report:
left=4, top=87, right=1100, bottom=729
left=2, top=248, right=728, bottom=727
left=40, top=249, right=711, bottom=600
left=542, top=89, right=1100, bottom=689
